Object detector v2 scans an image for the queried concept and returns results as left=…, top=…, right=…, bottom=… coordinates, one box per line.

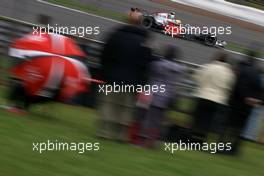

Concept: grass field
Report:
left=226, top=43, right=264, bottom=58
left=1, top=90, right=264, bottom=176
left=46, top=0, right=127, bottom=22
left=226, top=0, right=264, bottom=11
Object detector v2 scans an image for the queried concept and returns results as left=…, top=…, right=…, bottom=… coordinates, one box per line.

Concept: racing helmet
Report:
left=169, top=12, right=175, bottom=19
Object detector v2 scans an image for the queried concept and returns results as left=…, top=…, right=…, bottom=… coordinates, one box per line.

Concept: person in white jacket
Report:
left=192, top=52, right=235, bottom=142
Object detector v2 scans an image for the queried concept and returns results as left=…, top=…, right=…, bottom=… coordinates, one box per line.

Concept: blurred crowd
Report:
left=4, top=11, right=264, bottom=156
left=96, top=9, right=264, bottom=155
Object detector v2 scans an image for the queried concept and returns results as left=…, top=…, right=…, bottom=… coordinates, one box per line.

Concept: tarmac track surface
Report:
left=0, top=0, right=263, bottom=64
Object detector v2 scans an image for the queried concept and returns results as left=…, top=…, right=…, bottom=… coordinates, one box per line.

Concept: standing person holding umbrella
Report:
left=8, top=15, right=90, bottom=111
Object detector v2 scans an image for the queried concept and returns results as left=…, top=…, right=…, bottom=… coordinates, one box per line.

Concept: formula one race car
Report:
left=130, top=8, right=227, bottom=47
left=131, top=8, right=180, bottom=30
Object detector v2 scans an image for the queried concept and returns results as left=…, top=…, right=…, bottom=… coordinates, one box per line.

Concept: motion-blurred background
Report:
left=0, top=0, right=264, bottom=176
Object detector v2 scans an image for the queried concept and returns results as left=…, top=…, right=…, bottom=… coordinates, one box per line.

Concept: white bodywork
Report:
left=152, top=12, right=180, bottom=25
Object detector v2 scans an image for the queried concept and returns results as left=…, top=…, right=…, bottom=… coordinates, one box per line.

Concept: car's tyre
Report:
left=141, top=16, right=153, bottom=29
left=182, top=34, right=193, bottom=40
left=204, top=35, right=217, bottom=46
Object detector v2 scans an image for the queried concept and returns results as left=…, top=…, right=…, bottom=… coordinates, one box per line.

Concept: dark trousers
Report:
left=223, top=106, right=252, bottom=154
left=192, top=98, right=224, bottom=141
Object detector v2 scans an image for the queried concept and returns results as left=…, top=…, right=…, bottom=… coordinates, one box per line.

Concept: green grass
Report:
left=46, top=0, right=127, bottom=22
left=226, top=0, right=264, bottom=11
left=226, top=43, right=264, bottom=58
left=0, top=101, right=264, bottom=176
left=167, top=98, right=196, bottom=128
left=0, top=86, right=7, bottom=103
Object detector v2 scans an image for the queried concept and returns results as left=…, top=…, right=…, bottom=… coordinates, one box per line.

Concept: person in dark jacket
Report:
left=225, top=51, right=263, bottom=155
left=96, top=11, right=153, bottom=141
left=100, top=27, right=151, bottom=85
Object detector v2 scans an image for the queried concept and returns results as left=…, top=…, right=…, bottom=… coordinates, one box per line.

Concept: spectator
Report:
left=192, top=52, right=235, bottom=143
left=225, top=51, right=263, bottom=155
left=139, top=45, right=185, bottom=148
left=242, top=71, right=264, bottom=142
left=96, top=11, right=153, bottom=141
